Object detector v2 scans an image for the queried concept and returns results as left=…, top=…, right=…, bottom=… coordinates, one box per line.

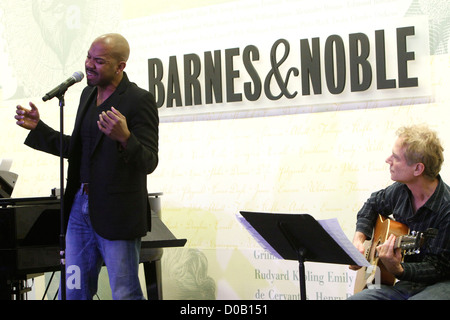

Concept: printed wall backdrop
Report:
left=1, top=0, right=449, bottom=300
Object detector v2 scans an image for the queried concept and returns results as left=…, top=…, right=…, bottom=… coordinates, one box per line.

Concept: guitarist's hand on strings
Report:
left=377, top=234, right=404, bottom=277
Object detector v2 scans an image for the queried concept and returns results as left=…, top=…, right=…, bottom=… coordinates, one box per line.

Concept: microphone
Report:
left=42, top=71, right=84, bottom=101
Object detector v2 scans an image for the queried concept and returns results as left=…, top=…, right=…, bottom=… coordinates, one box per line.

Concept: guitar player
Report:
left=348, top=124, right=450, bottom=300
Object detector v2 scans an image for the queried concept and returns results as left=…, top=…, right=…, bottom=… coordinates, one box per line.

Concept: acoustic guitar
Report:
left=354, top=214, right=435, bottom=293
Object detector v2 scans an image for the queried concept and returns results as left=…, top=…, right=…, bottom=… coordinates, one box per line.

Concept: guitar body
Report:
left=354, top=215, right=409, bottom=293
left=353, top=215, right=435, bottom=294
left=368, top=215, right=409, bottom=286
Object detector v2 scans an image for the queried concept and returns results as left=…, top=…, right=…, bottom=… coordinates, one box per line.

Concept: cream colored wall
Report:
left=1, top=0, right=449, bottom=300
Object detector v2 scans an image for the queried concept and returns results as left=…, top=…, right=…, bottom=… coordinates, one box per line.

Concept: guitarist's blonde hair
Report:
left=397, top=124, right=444, bottom=180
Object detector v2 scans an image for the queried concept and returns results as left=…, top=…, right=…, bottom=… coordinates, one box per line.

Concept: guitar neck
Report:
left=394, top=236, right=402, bottom=249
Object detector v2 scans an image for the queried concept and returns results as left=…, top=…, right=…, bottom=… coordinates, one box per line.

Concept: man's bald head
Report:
left=93, top=33, right=130, bottom=63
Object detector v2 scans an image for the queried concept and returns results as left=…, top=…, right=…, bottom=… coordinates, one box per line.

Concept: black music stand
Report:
left=239, top=211, right=362, bottom=300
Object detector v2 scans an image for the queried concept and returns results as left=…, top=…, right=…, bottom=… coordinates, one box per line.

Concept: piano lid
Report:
left=0, top=196, right=59, bottom=207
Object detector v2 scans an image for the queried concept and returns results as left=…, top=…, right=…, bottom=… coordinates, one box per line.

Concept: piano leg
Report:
left=0, top=274, right=10, bottom=300
left=0, top=274, right=32, bottom=300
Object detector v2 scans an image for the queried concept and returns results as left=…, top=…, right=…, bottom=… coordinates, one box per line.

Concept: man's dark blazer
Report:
left=25, top=73, right=159, bottom=240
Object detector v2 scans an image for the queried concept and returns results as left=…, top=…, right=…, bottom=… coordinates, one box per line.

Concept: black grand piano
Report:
left=0, top=170, right=186, bottom=300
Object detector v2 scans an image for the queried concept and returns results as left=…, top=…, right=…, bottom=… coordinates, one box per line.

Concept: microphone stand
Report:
left=56, top=92, right=66, bottom=300
left=43, top=74, right=83, bottom=300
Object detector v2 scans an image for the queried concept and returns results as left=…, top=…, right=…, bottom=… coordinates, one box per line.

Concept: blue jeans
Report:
left=61, top=188, right=144, bottom=300
left=348, top=280, right=450, bottom=300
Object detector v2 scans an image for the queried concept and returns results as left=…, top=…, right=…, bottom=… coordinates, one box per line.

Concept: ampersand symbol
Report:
left=264, top=39, right=299, bottom=100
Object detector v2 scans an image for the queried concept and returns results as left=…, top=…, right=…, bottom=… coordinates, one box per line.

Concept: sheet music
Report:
left=237, top=214, right=283, bottom=259
left=317, top=218, right=370, bottom=267
left=0, top=159, right=13, bottom=171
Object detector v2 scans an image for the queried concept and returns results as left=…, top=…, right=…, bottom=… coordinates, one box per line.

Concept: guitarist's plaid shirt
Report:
left=356, top=175, right=450, bottom=284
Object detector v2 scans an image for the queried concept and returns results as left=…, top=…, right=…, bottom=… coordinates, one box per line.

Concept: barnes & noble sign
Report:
left=148, top=22, right=430, bottom=117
